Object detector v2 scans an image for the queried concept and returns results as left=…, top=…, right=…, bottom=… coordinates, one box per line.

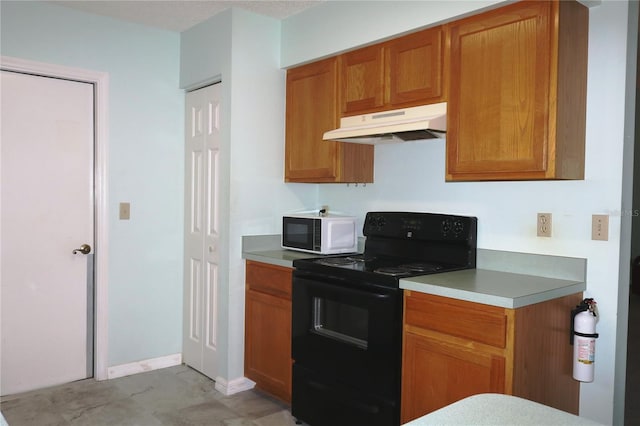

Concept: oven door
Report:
left=291, top=270, right=402, bottom=395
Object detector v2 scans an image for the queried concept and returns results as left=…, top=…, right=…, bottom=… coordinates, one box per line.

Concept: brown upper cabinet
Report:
left=341, top=26, right=445, bottom=117
left=446, top=0, right=588, bottom=181
left=285, top=57, right=374, bottom=183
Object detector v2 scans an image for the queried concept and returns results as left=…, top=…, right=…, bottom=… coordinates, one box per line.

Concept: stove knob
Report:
left=367, top=215, right=385, bottom=231
left=454, top=220, right=464, bottom=235
left=442, top=219, right=452, bottom=234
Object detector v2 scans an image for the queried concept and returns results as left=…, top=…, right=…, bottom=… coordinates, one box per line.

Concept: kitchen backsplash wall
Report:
left=285, top=2, right=635, bottom=424
left=318, top=140, right=606, bottom=257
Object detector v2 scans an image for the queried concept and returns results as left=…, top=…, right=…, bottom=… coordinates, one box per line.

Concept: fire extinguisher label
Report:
left=577, top=338, right=595, bottom=364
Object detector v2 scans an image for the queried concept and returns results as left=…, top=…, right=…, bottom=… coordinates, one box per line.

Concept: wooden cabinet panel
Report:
left=285, top=58, right=341, bottom=182
left=388, top=27, right=444, bottom=108
left=512, top=293, right=582, bottom=414
left=446, top=0, right=588, bottom=181
left=246, top=260, right=292, bottom=299
left=341, top=45, right=385, bottom=115
left=285, top=57, right=374, bottom=183
left=404, top=292, right=507, bottom=348
left=402, top=290, right=580, bottom=423
left=245, top=289, right=291, bottom=403
left=340, top=26, right=444, bottom=117
left=402, top=331, right=505, bottom=423
left=244, top=261, right=293, bottom=403
left=447, top=1, right=550, bottom=179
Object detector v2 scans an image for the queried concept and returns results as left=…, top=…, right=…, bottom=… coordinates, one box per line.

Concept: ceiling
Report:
left=50, top=1, right=323, bottom=32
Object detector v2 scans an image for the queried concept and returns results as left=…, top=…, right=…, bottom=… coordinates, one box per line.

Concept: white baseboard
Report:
left=214, top=376, right=256, bottom=396
left=107, top=353, right=182, bottom=380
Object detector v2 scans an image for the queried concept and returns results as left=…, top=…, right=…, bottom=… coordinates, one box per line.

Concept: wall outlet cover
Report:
left=537, top=213, right=552, bottom=237
left=592, top=214, right=609, bottom=241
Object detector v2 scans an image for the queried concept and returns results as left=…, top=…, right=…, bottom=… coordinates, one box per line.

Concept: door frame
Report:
left=1, top=56, right=110, bottom=380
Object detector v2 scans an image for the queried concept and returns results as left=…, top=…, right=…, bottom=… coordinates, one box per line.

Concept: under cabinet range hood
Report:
left=323, top=102, right=447, bottom=144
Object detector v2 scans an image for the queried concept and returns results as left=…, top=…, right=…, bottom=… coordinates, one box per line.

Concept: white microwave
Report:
left=282, top=214, right=358, bottom=255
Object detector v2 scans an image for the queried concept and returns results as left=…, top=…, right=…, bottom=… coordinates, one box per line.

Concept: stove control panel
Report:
left=364, top=211, right=477, bottom=241
left=441, top=217, right=466, bottom=236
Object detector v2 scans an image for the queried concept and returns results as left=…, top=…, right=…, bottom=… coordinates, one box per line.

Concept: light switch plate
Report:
left=119, top=202, right=130, bottom=220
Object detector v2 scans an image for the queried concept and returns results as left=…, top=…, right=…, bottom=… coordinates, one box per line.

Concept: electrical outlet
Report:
left=592, top=214, right=609, bottom=241
left=119, top=202, right=130, bottom=220
left=537, top=213, right=552, bottom=237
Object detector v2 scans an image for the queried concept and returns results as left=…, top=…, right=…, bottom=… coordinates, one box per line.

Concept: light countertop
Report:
left=243, top=248, right=320, bottom=268
left=241, top=234, right=364, bottom=268
left=242, top=235, right=586, bottom=309
left=400, top=268, right=585, bottom=309
left=403, top=393, right=602, bottom=425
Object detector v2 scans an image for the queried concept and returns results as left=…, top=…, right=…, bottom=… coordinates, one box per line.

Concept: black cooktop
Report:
left=312, top=254, right=455, bottom=277
left=293, top=253, right=468, bottom=288
left=292, top=211, right=477, bottom=288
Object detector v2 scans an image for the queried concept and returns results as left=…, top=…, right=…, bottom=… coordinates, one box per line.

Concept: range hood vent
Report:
left=323, top=102, right=447, bottom=145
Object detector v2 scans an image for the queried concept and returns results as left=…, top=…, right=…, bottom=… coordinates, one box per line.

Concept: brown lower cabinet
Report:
left=244, top=261, right=581, bottom=416
left=401, top=291, right=581, bottom=424
left=244, top=260, right=292, bottom=403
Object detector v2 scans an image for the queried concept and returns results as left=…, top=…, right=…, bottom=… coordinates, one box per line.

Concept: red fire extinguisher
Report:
left=571, top=298, right=599, bottom=382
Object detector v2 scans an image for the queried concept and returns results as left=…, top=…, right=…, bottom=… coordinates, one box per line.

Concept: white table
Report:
left=403, top=394, right=603, bottom=425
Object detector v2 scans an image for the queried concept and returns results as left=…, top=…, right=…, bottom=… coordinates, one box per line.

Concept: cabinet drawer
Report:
left=246, top=260, right=292, bottom=299
left=404, top=292, right=508, bottom=348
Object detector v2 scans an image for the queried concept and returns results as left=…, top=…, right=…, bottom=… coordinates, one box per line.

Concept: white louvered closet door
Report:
left=183, top=83, right=221, bottom=379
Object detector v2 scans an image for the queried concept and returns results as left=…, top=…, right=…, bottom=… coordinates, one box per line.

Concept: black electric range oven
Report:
left=291, top=211, right=478, bottom=426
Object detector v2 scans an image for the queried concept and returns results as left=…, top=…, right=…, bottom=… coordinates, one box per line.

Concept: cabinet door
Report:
left=285, top=58, right=374, bottom=183
left=401, top=332, right=506, bottom=423
left=285, top=58, right=341, bottom=182
left=388, top=27, right=444, bottom=108
left=446, top=1, right=552, bottom=180
left=245, top=289, right=292, bottom=403
left=341, top=44, right=385, bottom=116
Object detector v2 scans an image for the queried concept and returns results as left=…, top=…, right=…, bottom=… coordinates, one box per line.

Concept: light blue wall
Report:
left=282, top=1, right=634, bottom=424
left=180, top=8, right=316, bottom=382
left=0, top=1, right=184, bottom=366
left=281, top=0, right=505, bottom=67
left=179, top=9, right=231, bottom=89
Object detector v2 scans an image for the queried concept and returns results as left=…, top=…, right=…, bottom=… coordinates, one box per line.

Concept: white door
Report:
left=0, top=71, right=94, bottom=395
left=183, top=83, right=221, bottom=379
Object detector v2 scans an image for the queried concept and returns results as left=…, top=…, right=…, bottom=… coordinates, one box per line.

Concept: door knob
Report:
left=73, top=244, right=91, bottom=255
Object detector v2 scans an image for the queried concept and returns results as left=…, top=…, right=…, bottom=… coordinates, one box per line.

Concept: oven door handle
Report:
left=294, top=270, right=396, bottom=297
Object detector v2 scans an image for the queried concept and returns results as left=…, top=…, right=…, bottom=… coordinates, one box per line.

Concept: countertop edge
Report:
left=400, top=275, right=585, bottom=309
left=243, top=252, right=297, bottom=268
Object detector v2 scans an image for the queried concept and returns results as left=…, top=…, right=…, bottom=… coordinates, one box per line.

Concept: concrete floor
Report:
left=1, top=295, right=639, bottom=425
left=0, top=365, right=298, bottom=426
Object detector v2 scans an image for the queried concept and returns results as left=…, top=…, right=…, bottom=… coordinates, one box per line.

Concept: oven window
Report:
left=312, top=297, right=368, bottom=349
